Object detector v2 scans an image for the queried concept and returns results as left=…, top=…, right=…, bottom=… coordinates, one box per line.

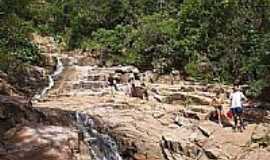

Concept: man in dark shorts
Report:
left=230, top=85, right=248, bottom=132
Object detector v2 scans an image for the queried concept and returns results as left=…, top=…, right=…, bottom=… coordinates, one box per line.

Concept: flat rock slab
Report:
left=0, top=125, right=90, bottom=160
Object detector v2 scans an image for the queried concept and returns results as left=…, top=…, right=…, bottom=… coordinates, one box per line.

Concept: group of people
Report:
left=211, top=84, right=249, bottom=132
left=108, top=72, right=250, bottom=132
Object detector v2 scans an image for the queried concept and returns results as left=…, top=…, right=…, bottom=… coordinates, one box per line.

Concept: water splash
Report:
left=39, top=75, right=54, bottom=98
left=33, top=56, right=64, bottom=100
left=75, top=111, right=123, bottom=160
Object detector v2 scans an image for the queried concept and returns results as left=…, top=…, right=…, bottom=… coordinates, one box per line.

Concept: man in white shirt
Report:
left=230, top=85, right=248, bottom=132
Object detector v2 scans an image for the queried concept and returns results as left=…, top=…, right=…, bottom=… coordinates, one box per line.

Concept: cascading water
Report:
left=75, top=111, right=123, bottom=160
left=33, top=55, right=123, bottom=159
left=33, top=56, right=64, bottom=100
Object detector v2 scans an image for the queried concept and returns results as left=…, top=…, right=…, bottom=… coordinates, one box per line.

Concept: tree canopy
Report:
left=1, top=0, right=270, bottom=96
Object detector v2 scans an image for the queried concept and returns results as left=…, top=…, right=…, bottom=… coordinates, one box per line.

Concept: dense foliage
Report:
left=0, top=0, right=40, bottom=71
left=1, top=0, right=270, bottom=96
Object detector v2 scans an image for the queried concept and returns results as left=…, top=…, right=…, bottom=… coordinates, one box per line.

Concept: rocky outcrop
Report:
left=0, top=95, right=90, bottom=160
left=61, top=50, right=100, bottom=66
left=6, top=65, right=48, bottom=95
left=251, top=124, right=270, bottom=147
left=34, top=94, right=270, bottom=160
left=0, top=96, right=44, bottom=136
left=31, top=61, right=270, bottom=160
left=0, top=72, right=23, bottom=96
left=0, top=43, right=259, bottom=160
left=237, top=149, right=270, bottom=160
left=0, top=34, right=61, bottom=96
left=0, top=125, right=83, bottom=160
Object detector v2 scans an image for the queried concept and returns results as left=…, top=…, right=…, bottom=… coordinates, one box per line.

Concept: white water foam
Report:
left=75, top=112, right=123, bottom=160
left=33, top=56, right=64, bottom=100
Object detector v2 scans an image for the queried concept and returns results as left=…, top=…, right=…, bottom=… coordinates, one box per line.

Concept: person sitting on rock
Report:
left=211, top=90, right=224, bottom=127
left=140, top=83, right=149, bottom=100
left=230, top=84, right=248, bottom=132
left=130, top=83, right=148, bottom=100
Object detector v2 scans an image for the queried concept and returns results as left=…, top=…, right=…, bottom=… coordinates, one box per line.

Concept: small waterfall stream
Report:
left=75, top=112, right=122, bottom=160
left=34, top=55, right=123, bottom=159
left=33, top=56, right=64, bottom=100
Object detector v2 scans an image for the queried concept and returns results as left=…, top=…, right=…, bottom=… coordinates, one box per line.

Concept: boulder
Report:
left=251, top=124, right=270, bottom=147
left=7, top=64, right=48, bottom=95
left=39, top=53, right=56, bottom=69
left=161, top=132, right=203, bottom=159
left=237, top=149, right=270, bottom=160
left=0, top=71, right=23, bottom=96
left=0, top=96, right=93, bottom=160
left=0, top=95, right=45, bottom=137
left=161, top=92, right=211, bottom=105
left=0, top=125, right=86, bottom=160
left=198, top=121, right=219, bottom=137
left=243, top=107, right=269, bottom=123
left=0, top=78, right=21, bottom=96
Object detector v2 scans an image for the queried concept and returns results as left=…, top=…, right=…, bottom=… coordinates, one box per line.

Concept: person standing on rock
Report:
left=211, top=90, right=224, bottom=127
left=126, top=78, right=133, bottom=96
left=170, top=68, right=179, bottom=85
left=230, top=85, right=248, bottom=132
left=108, top=73, right=118, bottom=97
left=126, top=73, right=135, bottom=96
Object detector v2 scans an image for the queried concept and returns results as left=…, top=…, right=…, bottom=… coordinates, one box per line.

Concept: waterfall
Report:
left=33, top=55, right=123, bottom=159
left=33, top=56, right=64, bottom=100
left=75, top=112, right=123, bottom=160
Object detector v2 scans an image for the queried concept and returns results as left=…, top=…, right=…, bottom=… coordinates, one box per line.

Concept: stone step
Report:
left=87, top=74, right=107, bottom=81
left=158, top=91, right=212, bottom=105
left=72, top=81, right=108, bottom=90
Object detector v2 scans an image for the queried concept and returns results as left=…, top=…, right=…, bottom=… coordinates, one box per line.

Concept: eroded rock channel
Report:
left=1, top=52, right=270, bottom=160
